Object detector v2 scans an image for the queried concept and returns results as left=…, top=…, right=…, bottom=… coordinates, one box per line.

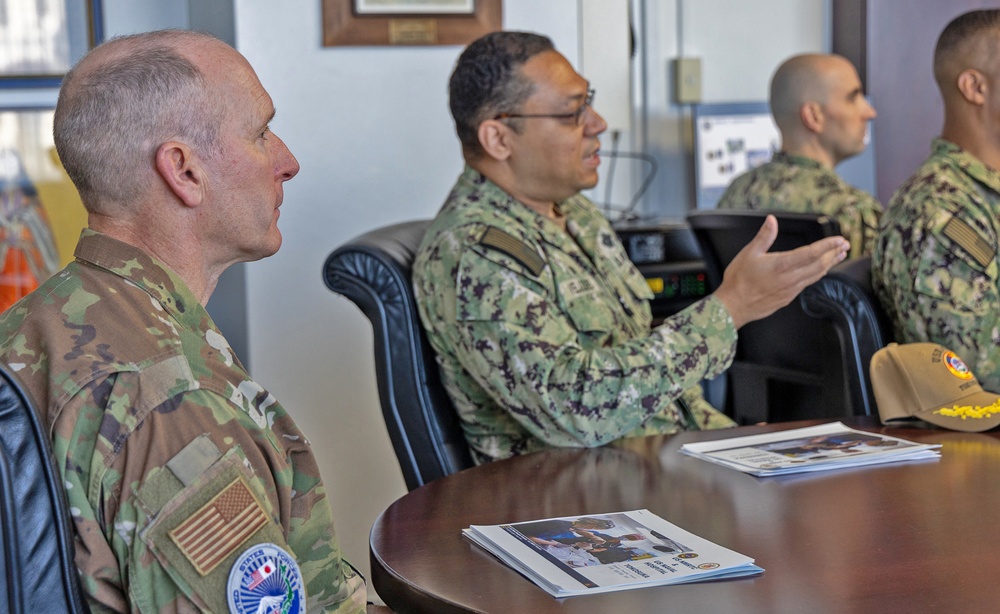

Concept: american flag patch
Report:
left=169, top=477, right=269, bottom=576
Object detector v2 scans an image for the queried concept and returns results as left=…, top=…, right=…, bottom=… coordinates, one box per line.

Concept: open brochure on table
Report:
left=680, top=421, right=941, bottom=476
left=463, top=509, right=763, bottom=598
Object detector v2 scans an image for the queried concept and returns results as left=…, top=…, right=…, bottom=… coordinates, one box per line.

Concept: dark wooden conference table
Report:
left=369, top=417, right=1000, bottom=613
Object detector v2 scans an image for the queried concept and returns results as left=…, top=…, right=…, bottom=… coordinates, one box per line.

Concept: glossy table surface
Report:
left=370, top=418, right=1000, bottom=613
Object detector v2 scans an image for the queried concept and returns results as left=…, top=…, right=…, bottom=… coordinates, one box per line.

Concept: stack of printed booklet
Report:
left=463, top=509, right=764, bottom=598
left=678, top=421, right=941, bottom=476
left=464, top=424, right=939, bottom=597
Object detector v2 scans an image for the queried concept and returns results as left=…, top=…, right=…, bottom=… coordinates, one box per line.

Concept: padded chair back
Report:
left=0, top=364, right=89, bottom=613
left=323, top=220, right=474, bottom=491
left=686, top=210, right=851, bottom=424
left=800, top=256, right=895, bottom=418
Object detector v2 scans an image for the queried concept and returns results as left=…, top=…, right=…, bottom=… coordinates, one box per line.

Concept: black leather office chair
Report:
left=0, top=364, right=89, bottom=613
left=686, top=209, right=854, bottom=424
left=800, top=256, right=894, bottom=418
left=323, top=220, right=474, bottom=491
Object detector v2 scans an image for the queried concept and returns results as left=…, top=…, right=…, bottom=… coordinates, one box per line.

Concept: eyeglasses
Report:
left=494, top=88, right=596, bottom=127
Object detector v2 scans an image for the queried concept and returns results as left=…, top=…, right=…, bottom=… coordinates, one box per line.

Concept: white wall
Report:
left=230, top=0, right=829, bottom=602
left=633, top=0, right=829, bottom=218
left=233, top=0, right=579, bottom=599
left=102, top=0, right=188, bottom=34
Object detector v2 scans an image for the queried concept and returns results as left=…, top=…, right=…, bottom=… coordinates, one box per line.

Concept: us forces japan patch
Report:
left=227, top=543, right=305, bottom=614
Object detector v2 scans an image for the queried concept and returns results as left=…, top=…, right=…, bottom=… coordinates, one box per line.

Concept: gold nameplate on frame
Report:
left=389, top=19, right=437, bottom=44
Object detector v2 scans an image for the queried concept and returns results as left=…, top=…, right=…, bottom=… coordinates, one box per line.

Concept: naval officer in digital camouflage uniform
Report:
left=413, top=31, right=850, bottom=464
left=717, top=53, right=881, bottom=259
left=0, top=30, right=366, bottom=613
left=875, top=9, right=1000, bottom=393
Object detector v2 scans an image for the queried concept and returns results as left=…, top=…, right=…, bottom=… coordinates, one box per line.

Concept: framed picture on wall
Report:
left=323, top=0, right=500, bottom=46
left=353, top=0, right=476, bottom=15
left=0, top=0, right=104, bottom=87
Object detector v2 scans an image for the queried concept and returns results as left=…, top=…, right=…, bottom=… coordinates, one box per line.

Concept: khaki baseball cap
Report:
left=870, top=342, right=1000, bottom=432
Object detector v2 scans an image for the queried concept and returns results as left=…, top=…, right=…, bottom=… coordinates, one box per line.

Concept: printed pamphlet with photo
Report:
left=679, top=422, right=940, bottom=476
left=463, top=509, right=763, bottom=598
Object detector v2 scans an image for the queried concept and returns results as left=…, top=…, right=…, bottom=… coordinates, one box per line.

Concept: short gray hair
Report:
left=54, top=30, right=223, bottom=210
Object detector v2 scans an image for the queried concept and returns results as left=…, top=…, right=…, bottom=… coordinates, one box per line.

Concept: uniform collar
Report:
left=933, top=137, right=1000, bottom=195
left=458, top=165, right=585, bottom=250
left=772, top=150, right=828, bottom=172
left=73, top=229, right=207, bottom=328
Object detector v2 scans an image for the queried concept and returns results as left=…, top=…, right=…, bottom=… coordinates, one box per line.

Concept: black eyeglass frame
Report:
left=493, top=88, right=596, bottom=126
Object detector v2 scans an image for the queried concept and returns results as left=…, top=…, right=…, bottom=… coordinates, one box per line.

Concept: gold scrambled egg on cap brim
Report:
left=870, top=342, right=1000, bottom=433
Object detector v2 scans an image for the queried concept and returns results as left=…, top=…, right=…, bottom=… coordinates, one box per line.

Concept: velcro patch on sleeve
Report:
left=479, top=227, right=545, bottom=276
left=169, top=477, right=269, bottom=576
left=943, top=216, right=995, bottom=268
left=167, top=434, right=222, bottom=487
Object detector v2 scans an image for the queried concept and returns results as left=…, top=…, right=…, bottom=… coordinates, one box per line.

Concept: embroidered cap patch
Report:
left=942, top=350, right=974, bottom=380
left=228, top=543, right=304, bottom=614
left=168, top=477, right=269, bottom=575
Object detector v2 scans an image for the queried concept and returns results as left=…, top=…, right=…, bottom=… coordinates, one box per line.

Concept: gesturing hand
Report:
left=713, top=214, right=850, bottom=330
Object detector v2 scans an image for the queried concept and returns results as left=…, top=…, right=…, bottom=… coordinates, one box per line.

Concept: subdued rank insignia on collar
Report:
left=169, top=477, right=269, bottom=576
left=943, top=216, right=995, bottom=268
left=480, top=226, right=545, bottom=276
left=228, top=543, right=305, bottom=614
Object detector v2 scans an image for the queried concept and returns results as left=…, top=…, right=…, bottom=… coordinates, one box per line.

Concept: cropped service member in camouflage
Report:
left=414, top=31, right=850, bottom=464
left=0, top=31, right=365, bottom=612
left=875, top=10, right=1000, bottom=392
left=718, top=54, right=881, bottom=259
left=718, top=152, right=881, bottom=259
left=418, top=167, right=738, bottom=463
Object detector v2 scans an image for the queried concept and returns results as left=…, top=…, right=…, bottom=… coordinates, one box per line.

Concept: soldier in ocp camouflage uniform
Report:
left=414, top=32, right=850, bottom=464
left=874, top=10, right=1000, bottom=393
left=0, top=31, right=365, bottom=613
left=718, top=54, right=881, bottom=259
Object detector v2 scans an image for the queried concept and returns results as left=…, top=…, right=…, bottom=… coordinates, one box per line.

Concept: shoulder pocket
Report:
left=138, top=444, right=293, bottom=613
left=914, top=213, right=999, bottom=303
left=941, top=215, right=996, bottom=270
left=478, top=226, right=545, bottom=275
left=457, top=241, right=549, bottom=323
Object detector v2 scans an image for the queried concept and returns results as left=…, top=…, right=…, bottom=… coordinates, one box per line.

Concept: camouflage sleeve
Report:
left=890, top=212, right=1000, bottom=391
left=679, top=384, right=735, bottom=429
left=856, top=193, right=882, bottom=260
left=57, top=375, right=365, bottom=613
left=448, top=247, right=736, bottom=448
